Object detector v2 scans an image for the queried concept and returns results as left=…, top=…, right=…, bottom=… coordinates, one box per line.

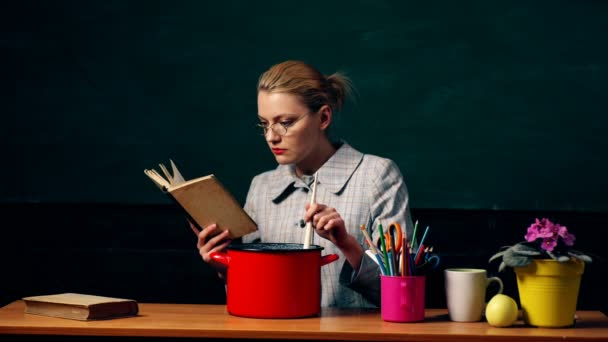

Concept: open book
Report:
left=23, top=293, right=138, bottom=321
left=144, top=160, right=257, bottom=239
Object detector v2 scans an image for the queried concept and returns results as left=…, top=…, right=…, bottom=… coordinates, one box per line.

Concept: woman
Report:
left=194, top=60, right=413, bottom=307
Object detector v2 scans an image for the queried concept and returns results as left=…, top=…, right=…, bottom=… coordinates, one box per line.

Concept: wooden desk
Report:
left=1, top=301, right=607, bottom=341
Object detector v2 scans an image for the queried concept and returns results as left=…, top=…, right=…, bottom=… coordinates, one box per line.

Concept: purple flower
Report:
left=523, top=218, right=577, bottom=250
left=525, top=218, right=554, bottom=241
left=538, top=223, right=556, bottom=238
left=495, top=217, right=590, bottom=269
left=541, top=237, right=558, bottom=252
left=557, top=225, right=576, bottom=246
left=525, top=226, right=539, bottom=242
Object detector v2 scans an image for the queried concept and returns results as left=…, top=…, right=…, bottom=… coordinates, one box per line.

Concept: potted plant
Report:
left=489, top=218, right=592, bottom=328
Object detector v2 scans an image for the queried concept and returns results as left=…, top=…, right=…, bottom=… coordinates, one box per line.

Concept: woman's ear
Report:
left=319, top=105, right=332, bottom=131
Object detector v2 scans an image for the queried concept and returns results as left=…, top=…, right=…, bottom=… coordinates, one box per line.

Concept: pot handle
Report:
left=321, top=253, right=339, bottom=266
left=209, top=251, right=231, bottom=267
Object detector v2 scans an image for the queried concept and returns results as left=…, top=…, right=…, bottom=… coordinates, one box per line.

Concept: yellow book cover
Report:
left=144, top=159, right=257, bottom=239
left=23, top=293, right=139, bottom=321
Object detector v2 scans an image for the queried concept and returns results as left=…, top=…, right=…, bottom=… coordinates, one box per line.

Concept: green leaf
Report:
left=489, top=250, right=506, bottom=263
left=512, top=243, right=542, bottom=256
left=503, top=247, right=533, bottom=267
left=556, top=255, right=571, bottom=262
left=568, top=251, right=593, bottom=263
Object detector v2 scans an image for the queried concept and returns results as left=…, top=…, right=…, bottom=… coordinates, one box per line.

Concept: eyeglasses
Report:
left=256, top=112, right=312, bottom=137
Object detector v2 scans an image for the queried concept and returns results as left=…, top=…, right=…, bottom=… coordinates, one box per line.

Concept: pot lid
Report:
left=228, top=242, right=324, bottom=252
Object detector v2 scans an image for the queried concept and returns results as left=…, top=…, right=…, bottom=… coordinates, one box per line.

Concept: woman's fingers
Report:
left=201, top=238, right=228, bottom=261
left=210, top=239, right=231, bottom=254
left=196, top=224, right=218, bottom=249
left=315, top=211, right=339, bottom=230
left=312, top=207, right=338, bottom=228
left=304, top=203, right=324, bottom=222
left=207, top=229, right=231, bottom=249
left=199, top=229, right=230, bottom=252
left=195, top=224, right=231, bottom=262
left=189, top=221, right=200, bottom=236
left=200, top=233, right=231, bottom=262
left=305, top=203, right=347, bottom=245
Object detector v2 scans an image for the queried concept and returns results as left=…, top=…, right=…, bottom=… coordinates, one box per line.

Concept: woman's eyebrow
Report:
left=258, top=113, right=297, bottom=121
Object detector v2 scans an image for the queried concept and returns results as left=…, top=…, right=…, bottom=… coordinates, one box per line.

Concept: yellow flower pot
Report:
left=515, top=259, right=584, bottom=328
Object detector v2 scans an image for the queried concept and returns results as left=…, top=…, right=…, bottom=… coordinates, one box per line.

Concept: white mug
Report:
left=444, top=268, right=503, bottom=322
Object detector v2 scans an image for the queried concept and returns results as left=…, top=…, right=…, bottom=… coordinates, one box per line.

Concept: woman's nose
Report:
left=265, top=128, right=281, bottom=142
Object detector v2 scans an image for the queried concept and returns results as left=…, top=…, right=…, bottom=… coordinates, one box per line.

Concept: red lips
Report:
left=271, top=148, right=286, bottom=155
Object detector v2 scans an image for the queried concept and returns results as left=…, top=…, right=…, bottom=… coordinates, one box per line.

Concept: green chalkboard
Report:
left=4, top=0, right=608, bottom=210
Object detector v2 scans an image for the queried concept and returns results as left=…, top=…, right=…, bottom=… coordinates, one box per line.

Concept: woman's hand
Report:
left=190, top=222, right=231, bottom=277
left=304, top=203, right=363, bottom=269
left=304, top=203, right=348, bottom=247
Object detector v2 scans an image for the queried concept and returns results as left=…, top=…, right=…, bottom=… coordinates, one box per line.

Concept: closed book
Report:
left=144, top=159, right=257, bottom=239
left=23, top=293, right=139, bottom=321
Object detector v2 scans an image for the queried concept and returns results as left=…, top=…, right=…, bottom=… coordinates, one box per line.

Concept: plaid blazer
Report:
left=243, top=142, right=413, bottom=307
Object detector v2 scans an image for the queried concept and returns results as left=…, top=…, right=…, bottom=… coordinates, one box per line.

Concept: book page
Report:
left=144, top=159, right=186, bottom=190
left=144, top=169, right=171, bottom=190
left=23, top=293, right=136, bottom=306
left=169, top=159, right=186, bottom=185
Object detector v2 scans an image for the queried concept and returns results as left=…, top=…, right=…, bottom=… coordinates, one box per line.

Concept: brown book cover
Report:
left=23, top=293, right=139, bottom=321
left=144, top=159, right=257, bottom=239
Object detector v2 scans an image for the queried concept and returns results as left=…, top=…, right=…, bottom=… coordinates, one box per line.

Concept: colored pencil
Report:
left=359, top=225, right=381, bottom=256
left=415, top=226, right=430, bottom=261
left=400, top=236, right=406, bottom=277
left=415, top=243, right=426, bottom=266
left=378, top=224, right=390, bottom=276
left=365, top=249, right=387, bottom=275
left=411, top=220, right=419, bottom=249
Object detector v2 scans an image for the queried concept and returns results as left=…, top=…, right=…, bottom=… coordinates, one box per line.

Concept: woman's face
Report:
left=257, top=90, right=323, bottom=166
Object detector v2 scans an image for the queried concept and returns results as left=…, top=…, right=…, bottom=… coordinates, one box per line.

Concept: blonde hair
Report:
left=257, top=60, right=354, bottom=113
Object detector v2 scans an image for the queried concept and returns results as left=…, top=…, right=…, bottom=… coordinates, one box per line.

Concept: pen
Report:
left=375, top=253, right=388, bottom=275
left=411, top=220, right=419, bottom=250
left=407, top=243, right=416, bottom=276
left=365, top=250, right=387, bottom=275
left=415, top=226, right=430, bottom=261
left=389, top=227, right=397, bottom=275
left=415, top=243, right=426, bottom=266
left=378, top=224, right=390, bottom=276
left=400, top=236, right=406, bottom=277
left=387, top=251, right=395, bottom=276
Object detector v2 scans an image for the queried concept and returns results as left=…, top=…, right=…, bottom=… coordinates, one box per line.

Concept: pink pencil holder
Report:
left=381, top=275, right=425, bottom=322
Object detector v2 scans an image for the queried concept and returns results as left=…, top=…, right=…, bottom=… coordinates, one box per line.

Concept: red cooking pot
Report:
left=210, top=243, right=339, bottom=318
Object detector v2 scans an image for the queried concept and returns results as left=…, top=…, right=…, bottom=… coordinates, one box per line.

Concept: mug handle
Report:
left=400, top=281, right=416, bottom=313
left=486, top=276, right=504, bottom=296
